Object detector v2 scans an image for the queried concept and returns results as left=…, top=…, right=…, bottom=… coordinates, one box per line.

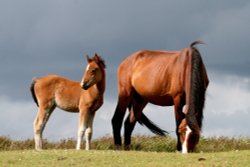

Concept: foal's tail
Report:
left=138, top=113, right=168, bottom=136
left=30, top=78, right=39, bottom=107
left=186, top=41, right=208, bottom=134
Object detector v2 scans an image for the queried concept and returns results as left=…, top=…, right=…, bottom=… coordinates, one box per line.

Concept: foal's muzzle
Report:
left=81, top=82, right=90, bottom=90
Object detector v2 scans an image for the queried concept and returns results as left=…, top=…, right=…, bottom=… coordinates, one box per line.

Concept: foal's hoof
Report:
left=114, top=144, right=122, bottom=150
left=35, top=148, right=43, bottom=151
left=175, top=150, right=181, bottom=154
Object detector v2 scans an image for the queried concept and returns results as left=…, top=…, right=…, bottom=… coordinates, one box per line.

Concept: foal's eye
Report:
left=90, top=69, right=97, bottom=75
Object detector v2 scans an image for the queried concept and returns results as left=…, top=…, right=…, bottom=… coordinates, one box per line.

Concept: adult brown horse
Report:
left=112, top=41, right=209, bottom=153
left=30, top=54, right=106, bottom=150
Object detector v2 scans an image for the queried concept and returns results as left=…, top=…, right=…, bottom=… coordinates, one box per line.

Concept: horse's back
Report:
left=118, top=50, right=180, bottom=79
left=118, top=50, right=185, bottom=106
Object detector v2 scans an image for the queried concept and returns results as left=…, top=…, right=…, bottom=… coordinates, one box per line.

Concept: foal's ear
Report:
left=86, top=54, right=92, bottom=63
left=93, top=53, right=100, bottom=63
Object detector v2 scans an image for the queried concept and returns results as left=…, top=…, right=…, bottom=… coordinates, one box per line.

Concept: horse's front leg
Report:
left=173, top=97, right=185, bottom=152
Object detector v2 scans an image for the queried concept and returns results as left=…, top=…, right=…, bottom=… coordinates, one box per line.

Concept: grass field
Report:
left=0, top=149, right=250, bottom=167
left=1, top=135, right=250, bottom=166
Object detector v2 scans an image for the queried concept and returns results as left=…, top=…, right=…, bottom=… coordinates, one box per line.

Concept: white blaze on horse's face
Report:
left=182, top=125, right=192, bottom=154
left=178, top=118, right=197, bottom=153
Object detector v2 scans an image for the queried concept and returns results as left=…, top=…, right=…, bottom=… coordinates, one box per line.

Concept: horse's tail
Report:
left=138, top=112, right=168, bottom=136
left=186, top=41, right=207, bottom=134
left=30, top=78, right=39, bottom=107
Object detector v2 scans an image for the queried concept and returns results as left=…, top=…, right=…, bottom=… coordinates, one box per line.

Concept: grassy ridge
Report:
left=1, top=135, right=250, bottom=152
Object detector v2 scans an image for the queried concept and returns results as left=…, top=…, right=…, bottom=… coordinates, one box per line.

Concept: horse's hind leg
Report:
left=112, top=96, right=131, bottom=150
left=33, top=105, right=55, bottom=150
left=124, top=112, right=136, bottom=150
left=124, top=97, right=146, bottom=150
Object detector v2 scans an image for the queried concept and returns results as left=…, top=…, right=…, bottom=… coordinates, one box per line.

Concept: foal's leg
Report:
left=85, top=113, right=95, bottom=150
left=76, top=110, right=88, bottom=150
left=76, top=108, right=96, bottom=150
left=33, top=105, right=55, bottom=150
left=174, top=97, right=185, bottom=152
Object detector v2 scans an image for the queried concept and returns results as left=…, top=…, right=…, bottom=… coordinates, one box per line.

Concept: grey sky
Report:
left=1, top=0, right=250, bottom=140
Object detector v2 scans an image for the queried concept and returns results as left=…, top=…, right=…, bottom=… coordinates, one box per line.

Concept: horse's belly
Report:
left=134, top=83, right=174, bottom=106
left=142, top=94, right=174, bottom=106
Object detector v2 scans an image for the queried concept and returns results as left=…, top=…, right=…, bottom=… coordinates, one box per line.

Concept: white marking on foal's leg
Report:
left=182, top=125, right=192, bottom=154
left=85, top=127, right=92, bottom=150
left=34, top=133, right=42, bottom=150
left=76, top=126, right=85, bottom=150
left=85, top=114, right=95, bottom=150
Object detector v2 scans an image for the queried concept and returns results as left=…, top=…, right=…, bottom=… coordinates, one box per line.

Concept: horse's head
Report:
left=81, top=53, right=106, bottom=90
left=178, top=119, right=200, bottom=153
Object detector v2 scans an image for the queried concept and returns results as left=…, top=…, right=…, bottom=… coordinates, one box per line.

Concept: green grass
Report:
left=1, top=135, right=250, bottom=166
left=0, top=149, right=249, bottom=167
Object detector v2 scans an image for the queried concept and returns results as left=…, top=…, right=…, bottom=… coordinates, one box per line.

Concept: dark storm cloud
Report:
left=202, top=1, right=250, bottom=76
left=1, top=0, right=250, bottom=139
left=1, top=0, right=250, bottom=101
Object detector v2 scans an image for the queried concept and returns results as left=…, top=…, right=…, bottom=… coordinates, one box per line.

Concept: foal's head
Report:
left=81, top=54, right=106, bottom=90
left=178, top=119, right=200, bottom=153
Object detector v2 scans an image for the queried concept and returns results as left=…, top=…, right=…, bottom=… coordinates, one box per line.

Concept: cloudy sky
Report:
left=1, top=0, right=250, bottom=141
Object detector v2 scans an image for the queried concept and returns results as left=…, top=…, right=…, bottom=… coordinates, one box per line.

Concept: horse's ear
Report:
left=86, top=54, right=92, bottom=63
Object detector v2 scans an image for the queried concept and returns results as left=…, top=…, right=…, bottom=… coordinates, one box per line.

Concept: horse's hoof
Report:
left=114, top=144, right=122, bottom=150
left=124, top=145, right=130, bottom=151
